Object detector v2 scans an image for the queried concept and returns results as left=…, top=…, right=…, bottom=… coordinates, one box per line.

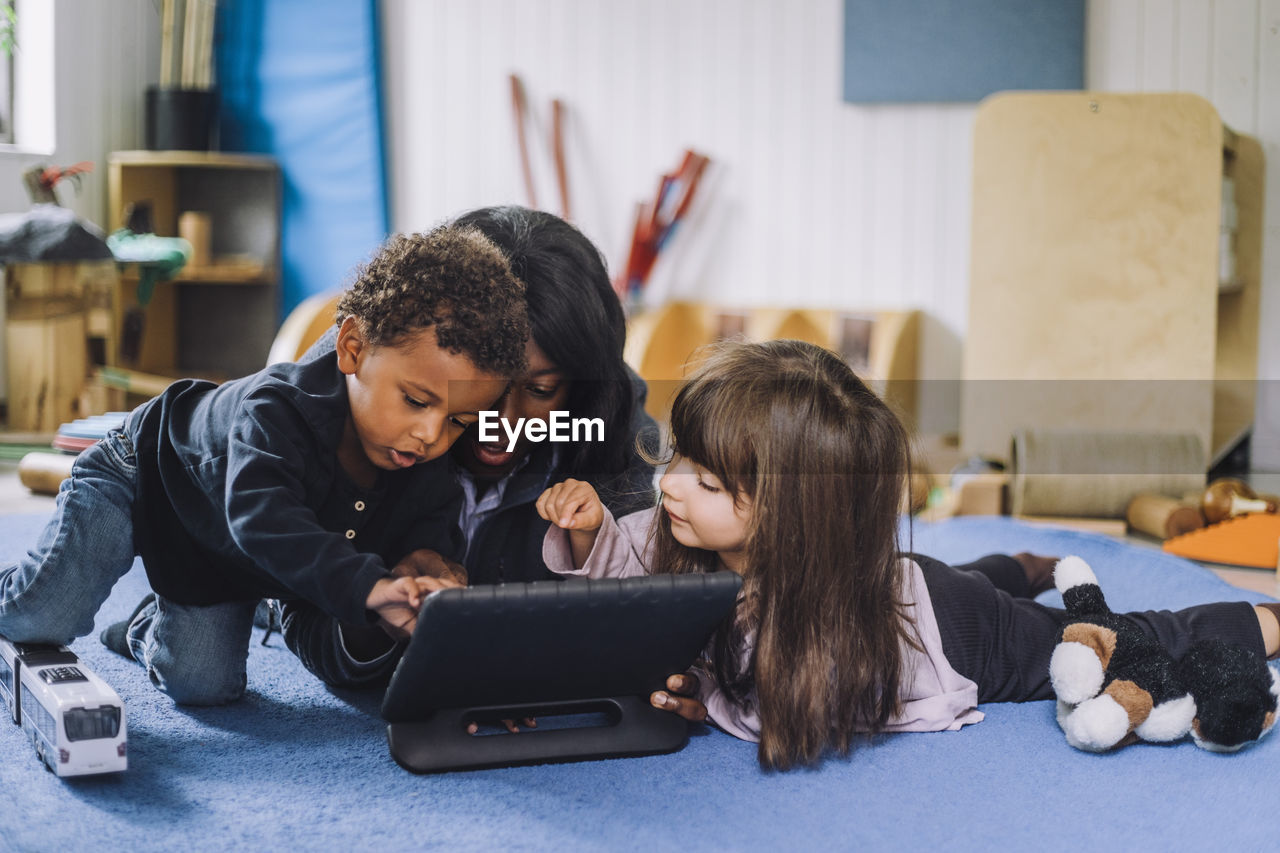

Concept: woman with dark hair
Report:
left=447, top=206, right=658, bottom=586
left=273, top=206, right=659, bottom=687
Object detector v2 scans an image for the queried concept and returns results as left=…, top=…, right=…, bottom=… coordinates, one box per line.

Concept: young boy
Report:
left=0, top=225, right=527, bottom=705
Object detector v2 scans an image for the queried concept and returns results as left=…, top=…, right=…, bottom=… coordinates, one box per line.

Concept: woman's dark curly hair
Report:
left=336, top=226, right=529, bottom=377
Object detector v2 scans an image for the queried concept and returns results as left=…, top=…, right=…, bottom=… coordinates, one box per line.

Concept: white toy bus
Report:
left=0, top=637, right=127, bottom=776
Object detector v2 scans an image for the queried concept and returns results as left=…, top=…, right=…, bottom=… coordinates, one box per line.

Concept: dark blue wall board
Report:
left=843, top=0, right=1084, bottom=103
left=216, top=0, right=390, bottom=317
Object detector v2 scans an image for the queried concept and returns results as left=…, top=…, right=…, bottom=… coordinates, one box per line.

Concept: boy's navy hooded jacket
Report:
left=126, top=347, right=460, bottom=626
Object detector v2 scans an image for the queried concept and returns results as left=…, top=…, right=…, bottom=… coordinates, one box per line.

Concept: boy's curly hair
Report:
left=336, top=226, right=529, bottom=376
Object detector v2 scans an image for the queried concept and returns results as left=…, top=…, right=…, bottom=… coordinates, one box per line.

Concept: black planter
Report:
left=145, top=87, right=217, bottom=151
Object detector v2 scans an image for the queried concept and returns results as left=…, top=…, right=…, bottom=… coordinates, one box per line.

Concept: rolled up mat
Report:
left=1010, top=429, right=1205, bottom=519
left=18, top=451, right=76, bottom=496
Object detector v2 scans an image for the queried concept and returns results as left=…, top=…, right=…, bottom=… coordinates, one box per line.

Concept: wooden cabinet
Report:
left=961, top=92, right=1263, bottom=468
left=107, top=151, right=281, bottom=381
left=2, top=262, right=119, bottom=432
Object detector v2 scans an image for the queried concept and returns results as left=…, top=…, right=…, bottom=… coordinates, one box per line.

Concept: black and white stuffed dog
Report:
left=1048, top=555, right=1279, bottom=753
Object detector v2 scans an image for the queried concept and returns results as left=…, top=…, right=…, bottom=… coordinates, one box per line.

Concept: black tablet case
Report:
left=381, top=571, right=742, bottom=772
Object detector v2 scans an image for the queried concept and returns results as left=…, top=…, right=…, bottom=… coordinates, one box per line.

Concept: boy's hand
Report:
left=536, top=479, right=604, bottom=531
left=392, top=548, right=468, bottom=587
left=366, top=575, right=460, bottom=639
left=650, top=672, right=707, bottom=722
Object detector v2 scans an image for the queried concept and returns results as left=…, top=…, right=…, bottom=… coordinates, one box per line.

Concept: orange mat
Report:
left=1162, top=513, right=1280, bottom=569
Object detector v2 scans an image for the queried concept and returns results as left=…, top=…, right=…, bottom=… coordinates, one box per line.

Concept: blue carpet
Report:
left=2, top=513, right=1277, bottom=850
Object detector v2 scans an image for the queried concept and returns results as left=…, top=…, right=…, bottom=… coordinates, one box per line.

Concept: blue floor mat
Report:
left=2, top=513, right=1275, bottom=850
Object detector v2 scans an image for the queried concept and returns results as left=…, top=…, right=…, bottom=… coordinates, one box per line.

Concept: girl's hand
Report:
left=650, top=672, right=708, bottom=722
left=537, top=479, right=606, bottom=570
left=536, top=479, right=605, bottom=531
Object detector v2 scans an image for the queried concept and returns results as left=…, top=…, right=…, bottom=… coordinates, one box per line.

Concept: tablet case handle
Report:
left=386, top=695, right=688, bottom=773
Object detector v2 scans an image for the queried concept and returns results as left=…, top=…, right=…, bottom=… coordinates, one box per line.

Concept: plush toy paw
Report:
left=1058, top=684, right=1194, bottom=751
left=1060, top=693, right=1132, bottom=752
left=1049, top=640, right=1106, bottom=705
left=1054, top=699, right=1074, bottom=730
left=1134, top=694, right=1196, bottom=743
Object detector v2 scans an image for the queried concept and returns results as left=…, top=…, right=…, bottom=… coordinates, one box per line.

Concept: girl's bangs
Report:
left=670, top=374, right=757, bottom=496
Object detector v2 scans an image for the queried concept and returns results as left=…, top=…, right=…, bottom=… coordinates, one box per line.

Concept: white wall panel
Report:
left=1087, top=0, right=1142, bottom=87
left=1175, top=0, right=1215, bottom=96
left=1142, top=0, right=1180, bottom=89
left=382, top=0, right=981, bottom=400
left=1212, top=0, right=1261, bottom=130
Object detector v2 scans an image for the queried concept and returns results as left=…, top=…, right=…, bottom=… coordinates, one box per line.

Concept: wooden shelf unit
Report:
left=624, top=303, right=920, bottom=426
left=961, top=92, right=1263, bottom=468
left=107, top=150, right=281, bottom=382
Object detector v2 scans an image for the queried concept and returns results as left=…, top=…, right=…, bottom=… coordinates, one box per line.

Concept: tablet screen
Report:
left=381, top=572, right=742, bottom=722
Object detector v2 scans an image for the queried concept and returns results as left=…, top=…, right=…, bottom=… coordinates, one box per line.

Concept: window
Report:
left=0, top=655, right=13, bottom=699
left=2, top=0, right=54, bottom=154
left=20, top=689, right=55, bottom=741
left=0, top=1, right=13, bottom=144
left=64, top=706, right=121, bottom=741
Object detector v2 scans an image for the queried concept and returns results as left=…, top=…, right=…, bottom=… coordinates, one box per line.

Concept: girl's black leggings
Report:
left=912, top=553, right=1262, bottom=703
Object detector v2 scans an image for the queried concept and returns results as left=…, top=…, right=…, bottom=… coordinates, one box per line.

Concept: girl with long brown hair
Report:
left=538, top=340, right=1280, bottom=769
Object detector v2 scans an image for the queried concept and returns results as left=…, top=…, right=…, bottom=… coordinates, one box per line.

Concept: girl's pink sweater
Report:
left=543, top=507, right=984, bottom=742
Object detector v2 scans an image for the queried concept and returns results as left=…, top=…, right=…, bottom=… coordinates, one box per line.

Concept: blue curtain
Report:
left=215, top=0, right=389, bottom=317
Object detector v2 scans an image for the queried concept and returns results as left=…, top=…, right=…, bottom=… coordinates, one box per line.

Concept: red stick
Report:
left=509, top=74, right=538, bottom=209
left=551, top=98, right=571, bottom=220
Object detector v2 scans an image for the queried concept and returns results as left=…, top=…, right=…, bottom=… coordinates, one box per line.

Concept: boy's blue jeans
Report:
left=0, top=428, right=254, bottom=705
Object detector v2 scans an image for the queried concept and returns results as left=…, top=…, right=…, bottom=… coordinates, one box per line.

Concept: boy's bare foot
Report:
left=1013, top=553, right=1058, bottom=597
